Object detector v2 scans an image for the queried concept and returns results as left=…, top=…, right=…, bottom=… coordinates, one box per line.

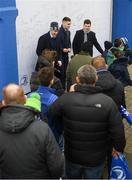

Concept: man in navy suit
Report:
left=72, top=19, right=103, bottom=56
left=57, top=17, right=71, bottom=88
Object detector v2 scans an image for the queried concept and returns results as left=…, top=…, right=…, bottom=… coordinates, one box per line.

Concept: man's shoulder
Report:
left=88, top=31, right=95, bottom=36
left=70, top=54, right=91, bottom=63
left=58, top=26, right=65, bottom=34
left=29, top=119, right=51, bottom=137
left=76, top=29, right=83, bottom=34
left=39, top=32, right=49, bottom=40
left=39, top=90, right=58, bottom=105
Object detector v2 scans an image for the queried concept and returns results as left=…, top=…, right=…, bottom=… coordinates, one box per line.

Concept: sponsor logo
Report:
left=20, top=75, right=28, bottom=86
left=111, top=166, right=126, bottom=180
left=95, top=104, right=102, bottom=108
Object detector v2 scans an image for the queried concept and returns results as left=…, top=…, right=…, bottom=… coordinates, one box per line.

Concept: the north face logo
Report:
left=95, top=104, right=102, bottom=108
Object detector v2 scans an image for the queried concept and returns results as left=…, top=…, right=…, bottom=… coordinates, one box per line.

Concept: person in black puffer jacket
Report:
left=92, top=56, right=126, bottom=175
left=49, top=64, right=126, bottom=179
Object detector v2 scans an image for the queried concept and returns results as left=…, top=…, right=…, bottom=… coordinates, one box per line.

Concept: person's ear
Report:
left=75, top=76, right=80, bottom=84
left=50, top=79, right=54, bottom=86
left=96, top=75, right=98, bottom=82
left=92, top=75, right=98, bottom=86
left=105, top=64, right=108, bottom=69
left=23, top=95, right=27, bottom=104
left=2, top=100, right=6, bottom=106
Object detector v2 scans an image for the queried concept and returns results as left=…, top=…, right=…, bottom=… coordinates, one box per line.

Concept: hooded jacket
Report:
left=96, top=68, right=126, bottom=108
left=0, top=104, right=63, bottom=179
left=49, top=85, right=126, bottom=167
left=108, top=57, right=132, bottom=86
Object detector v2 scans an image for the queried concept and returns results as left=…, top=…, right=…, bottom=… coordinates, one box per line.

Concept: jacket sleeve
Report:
left=45, top=126, right=64, bottom=178
left=49, top=97, right=63, bottom=122
left=36, top=36, right=44, bottom=56
left=93, top=33, right=103, bottom=54
left=72, top=31, right=79, bottom=55
left=123, top=66, right=132, bottom=85
left=66, top=63, right=72, bottom=91
left=108, top=100, right=126, bottom=152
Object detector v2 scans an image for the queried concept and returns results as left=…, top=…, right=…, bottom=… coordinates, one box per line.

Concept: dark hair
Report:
left=104, top=41, right=113, bottom=50
left=84, top=19, right=91, bottom=25
left=37, top=56, right=51, bottom=71
left=114, top=38, right=123, bottom=47
left=38, top=67, right=54, bottom=86
left=62, top=17, right=71, bottom=22
left=41, top=49, right=57, bottom=62
left=110, top=47, right=124, bottom=58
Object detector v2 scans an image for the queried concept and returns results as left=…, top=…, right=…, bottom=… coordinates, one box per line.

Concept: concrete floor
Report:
left=124, top=65, right=132, bottom=172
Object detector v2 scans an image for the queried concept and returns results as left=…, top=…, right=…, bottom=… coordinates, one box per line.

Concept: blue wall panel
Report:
left=0, top=0, right=18, bottom=100
left=112, top=0, right=132, bottom=47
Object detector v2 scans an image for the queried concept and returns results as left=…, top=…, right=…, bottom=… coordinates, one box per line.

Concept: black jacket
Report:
left=49, top=85, right=126, bottom=167
left=0, top=105, right=63, bottom=179
left=96, top=68, right=126, bottom=108
left=72, top=29, right=103, bottom=56
left=108, top=57, right=132, bottom=86
left=36, top=32, right=61, bottom=58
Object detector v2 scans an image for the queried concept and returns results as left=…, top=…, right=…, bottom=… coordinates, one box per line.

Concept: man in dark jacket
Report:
left=108, top=47, right=132, bottom=87
left=0, top=84, right=63, bottom=179
left=36, top=21, right=60, bottom=56
left=91, top=55, right=126, bottom=108
left=36, top=21, right=61, bottom=72
left=91, top=56, right=126, bottom=174
left=49, top=65, right=126, bottom=179
left=72, top=19, right=103, bottom=56
left=57, top=17, right=71, bottom=88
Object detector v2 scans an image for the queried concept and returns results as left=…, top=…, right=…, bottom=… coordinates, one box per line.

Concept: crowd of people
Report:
left=0, top=17, right=132, bottom=179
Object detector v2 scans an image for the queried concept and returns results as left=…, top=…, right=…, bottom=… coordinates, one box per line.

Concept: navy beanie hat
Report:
left=50, top=22, right=59, bottom=31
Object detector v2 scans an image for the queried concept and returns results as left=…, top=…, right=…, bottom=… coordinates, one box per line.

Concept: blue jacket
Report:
left=36, top=86, right=63, bottom=141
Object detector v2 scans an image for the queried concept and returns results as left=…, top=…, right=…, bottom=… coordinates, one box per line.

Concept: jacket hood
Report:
left=75, top=84, right=102, bottom=94
left=113, top=57, right=128, bottom=66
left=0, top=105, right=36, bottom=133
left=37, top=85, right=56, bottom=94
left=96, top=68, right=117, bottom=91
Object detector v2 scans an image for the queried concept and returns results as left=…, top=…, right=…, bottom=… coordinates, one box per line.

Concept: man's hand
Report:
left=58, top=61, right=62, bottom=66
left=63, top=48, right=71, bottom=53
left=112, top=149, right=121, bottom=158
left=69, top=84, right=77, bottom=92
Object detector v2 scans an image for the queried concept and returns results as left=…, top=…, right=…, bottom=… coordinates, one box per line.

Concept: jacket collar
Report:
left=79, top=51, right=90, bottom=56
left=75, top=84, right=102, bottom=94
left=96, top=68, right=108, bottom=73
left=37, top=85, right=56, bottom=94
